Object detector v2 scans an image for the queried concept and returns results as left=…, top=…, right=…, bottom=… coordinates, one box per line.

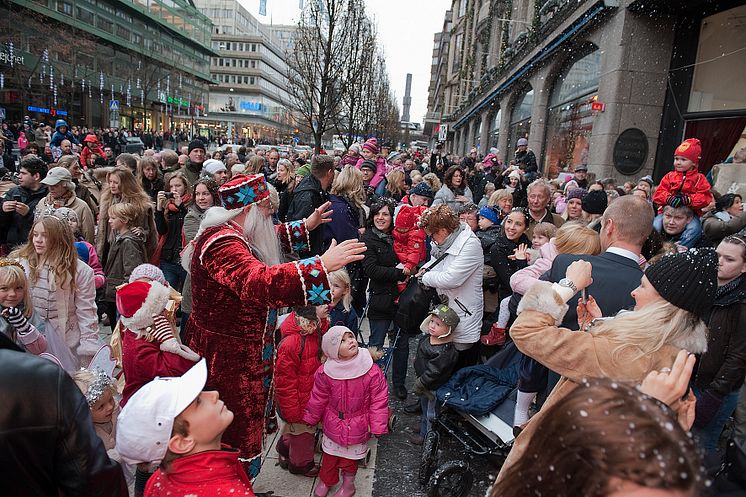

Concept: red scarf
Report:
left=167, top=192, right=191, bottom=213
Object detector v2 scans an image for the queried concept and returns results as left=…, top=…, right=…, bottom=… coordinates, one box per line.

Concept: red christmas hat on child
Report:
left=674, top=138, right=702, bottom=164
left=218, top=173, right=270, bottom=210
left=116, top=281, right=171, bottom=330
left=362, top=137, right=378, bottom=154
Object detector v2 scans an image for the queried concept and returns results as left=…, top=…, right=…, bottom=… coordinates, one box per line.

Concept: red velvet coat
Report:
left=120, top=327, right=196, bottom=407
left=275, top=313, right=328, bottom=423
left=144, top=448, right=255, bottom=497
left=185, top=220, right=331, bottom=478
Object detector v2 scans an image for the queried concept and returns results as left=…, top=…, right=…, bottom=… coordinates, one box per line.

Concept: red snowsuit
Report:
left=393, top=204, right=428, bottom=273
left=652, top=169, right=713, bottom=216
left=80, top=135, right=105, bottom=168
left=144, top=448, right=256, bottom=497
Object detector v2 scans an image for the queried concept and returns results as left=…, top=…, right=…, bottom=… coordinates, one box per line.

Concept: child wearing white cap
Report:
left=116, top=359, right=256, bottom=497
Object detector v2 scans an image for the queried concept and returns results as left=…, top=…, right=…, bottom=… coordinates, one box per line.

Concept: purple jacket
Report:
left=303, top=364, right=389, bottom=446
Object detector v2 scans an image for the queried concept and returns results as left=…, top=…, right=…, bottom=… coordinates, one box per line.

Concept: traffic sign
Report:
left=438, top=124, right=448, bottom=142
left=109, top=100, right=119, bottom=111
left=293, top=137, right=300, bottom=144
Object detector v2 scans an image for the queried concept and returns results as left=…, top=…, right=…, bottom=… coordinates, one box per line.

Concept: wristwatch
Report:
left=558, top=278, right=578, bottom=293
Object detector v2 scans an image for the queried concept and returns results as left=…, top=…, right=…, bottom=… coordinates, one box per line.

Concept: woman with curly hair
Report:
left=432, top=166, right=473, bottom=211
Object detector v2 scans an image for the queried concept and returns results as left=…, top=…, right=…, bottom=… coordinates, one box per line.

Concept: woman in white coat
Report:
left=419, top=204, right=484, bottom=366
left=12, top=216, right=99, bottom=371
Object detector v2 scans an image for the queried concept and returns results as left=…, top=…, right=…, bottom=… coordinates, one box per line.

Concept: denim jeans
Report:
left=367, top=319, right=409, bottom=388
left=693, top=386, right=740, bottom=454
left=160, top=260, right=187, bottom=293
left=420, top=396, right=437, bottom=436
left=653, top=214, right=703, bottom=248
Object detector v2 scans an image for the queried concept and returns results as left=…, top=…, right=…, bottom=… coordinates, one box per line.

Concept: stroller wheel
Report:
left=427, top=460, right=473, bottom=497
left=388, top=413, right=398, bottom=431
left=418, top=430, right=440, bottom=485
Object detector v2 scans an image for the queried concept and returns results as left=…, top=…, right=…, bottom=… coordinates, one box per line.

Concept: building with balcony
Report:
left=1, top=0, right=215, bottom=131
left=194, top=0, right=296, bottom=144
left=427, top=0, right=746, bottom=181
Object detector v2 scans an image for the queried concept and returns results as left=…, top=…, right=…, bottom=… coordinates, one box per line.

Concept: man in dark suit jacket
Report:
left=546, top=195, right=654, bottom=330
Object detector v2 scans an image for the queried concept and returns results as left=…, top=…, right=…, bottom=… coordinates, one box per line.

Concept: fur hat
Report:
left=420, top=303, right=460, bottom=338
left=674, top=138, right=701, bottom=164
left=218, top=174, right=269, bottom=210
left=116, top=281, right=171, bottom=330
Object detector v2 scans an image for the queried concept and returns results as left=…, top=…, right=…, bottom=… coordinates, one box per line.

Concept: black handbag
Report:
left=394, top=252, right=449, bottom=333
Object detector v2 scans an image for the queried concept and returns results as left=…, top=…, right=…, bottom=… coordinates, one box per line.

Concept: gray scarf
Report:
left=372, top=227, right=393, bottom=244
left=431, top=223, right=466, bottom=258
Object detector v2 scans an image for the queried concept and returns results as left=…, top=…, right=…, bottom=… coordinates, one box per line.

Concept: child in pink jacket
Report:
left=303, top=326, right=389, bottom=497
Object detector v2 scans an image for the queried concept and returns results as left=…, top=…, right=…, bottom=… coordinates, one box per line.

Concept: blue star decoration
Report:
left=307, top=284, right=330, bottom=304
left=299, top=257, right=317, bottom=267
left=293, top=242, right=307, bottom=252
left=288, top=220, right=303, bottom=230
left=236, top=184, right=256, bottom=204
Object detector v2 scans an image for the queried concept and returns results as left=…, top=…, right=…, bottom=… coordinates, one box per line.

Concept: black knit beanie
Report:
left=188, top=140, right=205, bottom=154
left=582, top=189, right=608, bottom=215
left=644, top=248, right=718, bottom=318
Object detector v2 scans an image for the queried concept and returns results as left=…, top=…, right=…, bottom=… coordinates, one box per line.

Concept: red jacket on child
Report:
left=120, top=327, right=197, bottom=406
left=393, top=204, right=428, bottom=272
left=652, top=169, right=713, bottom=216
left=275, top=312, right=328, bottom=423
left=144, top=448, right=255, bottom=497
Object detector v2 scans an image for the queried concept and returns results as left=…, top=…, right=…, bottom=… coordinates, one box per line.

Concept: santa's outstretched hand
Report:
left=305, top=201, right=334, bottom=231
left=321, top=239, right=366, bottom=272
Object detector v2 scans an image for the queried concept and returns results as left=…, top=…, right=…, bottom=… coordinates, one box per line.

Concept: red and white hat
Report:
left=362, top=137, right=378, bottom=154
left=218, top=173, right=270, bottom=210
left=116, top=280, right=171, bottom=330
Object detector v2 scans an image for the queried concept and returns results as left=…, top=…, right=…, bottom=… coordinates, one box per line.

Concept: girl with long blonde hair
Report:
left=97, top=167, right=157, bottom=265
left=0, top=260, right=47, bottom=354
left=325, top=166, right=367, bottom=247
left=11, top=216, right=99, bottom=370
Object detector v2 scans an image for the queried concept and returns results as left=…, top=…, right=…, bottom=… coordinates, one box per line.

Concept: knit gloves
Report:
left=666, top=193, right=692, bottom=208
left=153, top=314, right=200, bottom=362
left=3, top=307, right=32, bottom=336
left=694, top=389, right=724, bottom=429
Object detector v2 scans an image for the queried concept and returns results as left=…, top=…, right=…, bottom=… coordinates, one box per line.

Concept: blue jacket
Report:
left=328, top=301, right=358, bottom=335
left=436, top=362, right=518, bottom=416
left=50, top=120, right=79, bottom=147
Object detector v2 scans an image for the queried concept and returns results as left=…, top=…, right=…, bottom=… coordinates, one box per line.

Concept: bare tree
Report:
left=286, top=0, right=362, bottom=153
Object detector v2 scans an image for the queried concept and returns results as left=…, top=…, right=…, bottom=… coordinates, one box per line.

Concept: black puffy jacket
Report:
left=361, top=228, right=405, bottom=321
left=286, top=173, right=329, bottom=257
left=0, top=184, right=49, bottom=248
left=0, top=335, right=127, bottom=497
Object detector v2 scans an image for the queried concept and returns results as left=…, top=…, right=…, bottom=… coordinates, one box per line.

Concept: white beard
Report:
left=243, top=205, right=282, bottom=266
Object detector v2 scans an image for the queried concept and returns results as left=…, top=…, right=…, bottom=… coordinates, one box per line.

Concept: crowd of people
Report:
left=1, top=120, right=746, bottom=497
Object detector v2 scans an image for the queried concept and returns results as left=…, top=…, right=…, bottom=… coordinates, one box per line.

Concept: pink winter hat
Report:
left=362, top=138, right=378, bottom=154
left=321, top=326, right=373, bottom=380
left=322, top=325, right=348, bottom=361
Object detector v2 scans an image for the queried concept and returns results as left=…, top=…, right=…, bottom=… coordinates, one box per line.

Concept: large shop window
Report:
left=490, top=108, right=501, bottom=148
left=688, top=5, right=746, bottom=113
left=508, top=87, right=533, bottom=154
left=543, top=48, right=600, bottom=176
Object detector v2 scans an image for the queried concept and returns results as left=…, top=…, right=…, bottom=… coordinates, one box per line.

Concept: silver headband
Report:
left=83, top=368, right=115, bottom=407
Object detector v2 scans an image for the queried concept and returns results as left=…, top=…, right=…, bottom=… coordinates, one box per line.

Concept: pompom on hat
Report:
left=644, top=248, right=718, bottom=319
left=674, top=138, right=702, bottom=164
left=116, top=280, right=171, bottom=330
left=218, top=173, right=270, bottom=210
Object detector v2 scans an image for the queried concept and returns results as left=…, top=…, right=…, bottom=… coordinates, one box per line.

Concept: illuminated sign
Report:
left=27, top=105, right=68, bottom=116
left=167, top=96, right=190, bottom=107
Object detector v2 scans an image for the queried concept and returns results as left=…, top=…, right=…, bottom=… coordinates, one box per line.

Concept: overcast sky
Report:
left=238, top=0, right=452, bottom=125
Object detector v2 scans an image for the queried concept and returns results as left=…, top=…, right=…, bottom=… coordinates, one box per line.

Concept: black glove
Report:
left=694, top=389, right=724, bottom=428
left=3, top=307, right=31, bottom=335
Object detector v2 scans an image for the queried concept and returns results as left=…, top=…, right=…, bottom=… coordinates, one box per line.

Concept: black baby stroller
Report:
left=418, top=342, right=521, bottom=497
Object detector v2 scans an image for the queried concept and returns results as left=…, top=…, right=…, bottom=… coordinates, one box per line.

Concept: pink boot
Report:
left=314, top=481, right=330, bottom=497
left=333, top=473, right=356, bottom=497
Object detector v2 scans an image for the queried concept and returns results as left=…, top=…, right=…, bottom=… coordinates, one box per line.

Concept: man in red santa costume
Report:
left=182, top=173, right=365, bottom=479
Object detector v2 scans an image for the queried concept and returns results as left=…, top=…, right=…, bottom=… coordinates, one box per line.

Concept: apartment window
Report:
left=76, top=7, right=94, bottom=24
left=57, top=1, right=73, bottom=16
left=458, top=0, right=467, bottom=17
left=251, top=43, right=257, bottom=52
left=116, top=25, right=131, bottom=40
left=250, top=76, right=255, bottom=85
left=97, top=17, right=113, bottom=33
left=452, top=33, right=463, bottom=72
left=250, top=60, right=257, bottom=68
